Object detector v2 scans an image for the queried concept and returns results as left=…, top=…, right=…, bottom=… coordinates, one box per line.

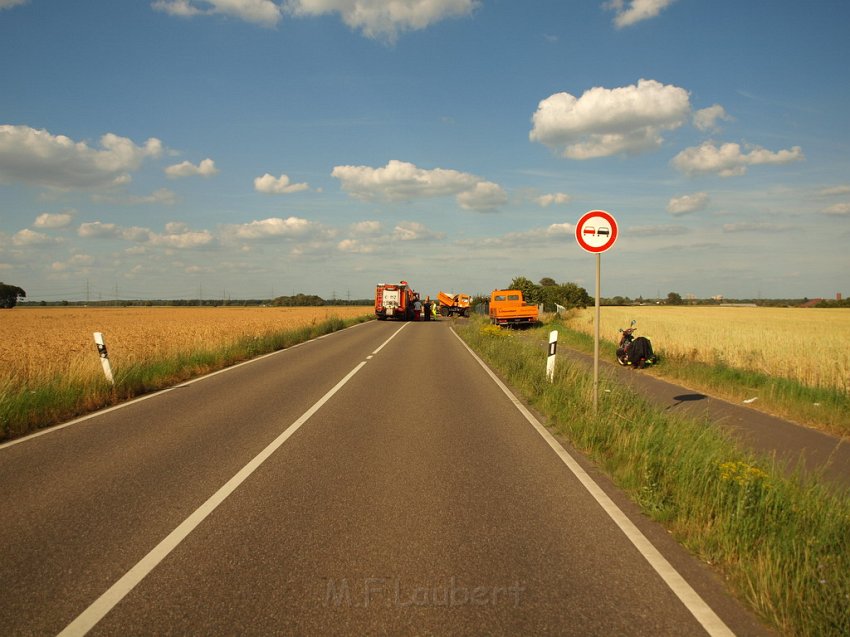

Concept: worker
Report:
left=413, top=295, right=422, bottom=321
left=423, top=296, right=431, bottom=321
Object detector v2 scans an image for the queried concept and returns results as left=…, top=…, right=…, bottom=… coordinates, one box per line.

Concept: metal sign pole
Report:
left=593, top=253, right=600, bottom=414
left=574, top=209, right=618, bottom=416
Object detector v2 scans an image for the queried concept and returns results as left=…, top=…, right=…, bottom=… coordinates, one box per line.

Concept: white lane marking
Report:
left=451, top=329, right=735, bottom=637
left=371, top=321, right=408, bottom=354
left=57, top=324, right=406, bottom=637
left=0, top=320, right=373, bottom=451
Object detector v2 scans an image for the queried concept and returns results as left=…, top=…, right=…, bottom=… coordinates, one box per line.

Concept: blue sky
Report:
left=1, top=0, right=848, bottom=302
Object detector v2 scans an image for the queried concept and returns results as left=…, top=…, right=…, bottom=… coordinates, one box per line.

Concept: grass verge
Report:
left=0, top=315, right=372, bottom=441
left=549, top=314, right=850, bottom=438
left=457, top=318, right=850, bottom=637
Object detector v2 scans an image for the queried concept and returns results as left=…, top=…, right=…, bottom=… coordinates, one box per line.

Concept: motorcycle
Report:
left=616, top=320, right=657, bottom=368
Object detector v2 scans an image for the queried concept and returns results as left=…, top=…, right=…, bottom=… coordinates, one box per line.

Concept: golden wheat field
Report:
left=0, top=306, right=372, bottom=387
left=565, top=306, right=850, bottom=391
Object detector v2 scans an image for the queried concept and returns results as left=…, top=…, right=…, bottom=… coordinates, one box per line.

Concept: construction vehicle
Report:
left=489, top=289, right=538, bottom=327
left=375, top=281, right=416, bottom=320
left=437, top=291, right=472, bottom=317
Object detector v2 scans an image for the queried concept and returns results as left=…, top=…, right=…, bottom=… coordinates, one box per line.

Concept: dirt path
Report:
left=561, top=346, right=850, bottom=492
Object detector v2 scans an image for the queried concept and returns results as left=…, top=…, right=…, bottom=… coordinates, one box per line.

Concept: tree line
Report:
left=472, top=276, right=593, bottom=311
left=5, top=276, right=846, bottom=309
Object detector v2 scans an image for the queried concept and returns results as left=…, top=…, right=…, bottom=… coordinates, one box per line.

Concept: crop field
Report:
left=564, top=306, right=850, bottom=392
left=0, top=306, right=372, bottom=389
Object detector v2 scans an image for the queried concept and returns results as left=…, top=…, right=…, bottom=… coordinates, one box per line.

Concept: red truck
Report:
left=375, top=281, right=416, bottom=320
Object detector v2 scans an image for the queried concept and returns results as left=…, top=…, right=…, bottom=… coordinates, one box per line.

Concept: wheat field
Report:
left=564, top=306, right=850, bottom=391
left=0, top=306, right=372, bottom=388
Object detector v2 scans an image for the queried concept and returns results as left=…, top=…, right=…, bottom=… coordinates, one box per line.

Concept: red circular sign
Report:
left=575, top=210, right=618, bottom=253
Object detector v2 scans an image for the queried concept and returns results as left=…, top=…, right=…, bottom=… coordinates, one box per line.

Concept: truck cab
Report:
left=489, top=290, right=538, bottom=327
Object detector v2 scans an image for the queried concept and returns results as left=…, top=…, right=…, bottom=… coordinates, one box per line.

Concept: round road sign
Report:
left=575, top=210, right=618, bottom=253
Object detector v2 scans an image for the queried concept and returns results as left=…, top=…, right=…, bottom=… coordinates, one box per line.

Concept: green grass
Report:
left=457, top=317, right=850, bottom=636
left=546, top=314, right=850, bottom=438
left=0, top=315, right=371, bottom=441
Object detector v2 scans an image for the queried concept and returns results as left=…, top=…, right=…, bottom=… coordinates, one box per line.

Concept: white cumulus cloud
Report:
left=224, top=216, right=316, bottom=240
left=12, top=228, right=61, bottom=246
left=667, top=192, right=709, bottom=216
left=605, top=0, right=677, bottom=28
left=536, top=193, right=571, bottom=207
left=77, top=220, right=213, bottom=248
left=0, top=125, right=163, bottom=189
left=456, top=181, right=507, bottom=211
left=392, top=221, right=445, bottom=241
left=693, top=104, right=733, bottom=132
left=286, top=0, right=479, bottom=42
left=331, top=159, right=504, bottom=210
left=529, top=79, right=691, bottom=159
left=254, top=173, right=310, bottom=194
left=150, top=228, right=214, bottom=248
left=333, top=159, right=476, bottom=200
left=34, top=211, right=74, bottom=229
left=350, top=220, right=383, bottom=235
left=152, top=0, right=282, bottom=26
left=165, top=158, right=218, bottom=178
left=337, top=238, right=376, bottom=253
left=672, top=142, right=804, bottom=177
left=78, top=221, right=124, bottom=239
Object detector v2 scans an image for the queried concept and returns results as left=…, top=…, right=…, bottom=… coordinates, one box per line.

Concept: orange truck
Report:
left=489, top=289, right=538, bottom=327
left=437, top=291, right=471, bottom=317
left=375, top=281, right=416, bottom=320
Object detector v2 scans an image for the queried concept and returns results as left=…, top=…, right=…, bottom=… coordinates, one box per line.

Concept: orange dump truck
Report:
left=375, top=281, right=416, bottom=320
left=489, top=289, right=538, bottom=327
left=437, top=291, right=472, bottom=317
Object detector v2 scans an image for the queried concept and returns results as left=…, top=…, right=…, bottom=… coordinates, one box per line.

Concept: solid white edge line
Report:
left=450, top=328, right=735, bottom=637
left=0, top=319, right=373, bottom=452
left=57, top=322, right=405, bottom=636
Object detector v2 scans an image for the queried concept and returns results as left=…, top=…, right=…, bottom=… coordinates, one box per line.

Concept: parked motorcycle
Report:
left=616, top=320, right=657, bottom=368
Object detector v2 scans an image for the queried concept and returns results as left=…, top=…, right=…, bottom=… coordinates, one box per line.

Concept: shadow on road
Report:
left=668, top=394, right=707, bottom=409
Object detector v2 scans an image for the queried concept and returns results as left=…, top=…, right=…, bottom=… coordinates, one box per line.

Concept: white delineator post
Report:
left=93, top=332, right=114, bottom=384
left=546, top=330, right=558, bottom=382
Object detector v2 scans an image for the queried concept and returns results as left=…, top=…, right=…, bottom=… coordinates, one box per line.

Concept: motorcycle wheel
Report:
left=616, top=348, right=629, bottom=366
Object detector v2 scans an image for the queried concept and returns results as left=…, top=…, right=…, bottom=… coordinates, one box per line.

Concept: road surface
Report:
left=0, top=320, right=772, bottom=635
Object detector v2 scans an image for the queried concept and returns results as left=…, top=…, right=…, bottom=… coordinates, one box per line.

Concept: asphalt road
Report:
left=0, top=320, right=773, bottom=636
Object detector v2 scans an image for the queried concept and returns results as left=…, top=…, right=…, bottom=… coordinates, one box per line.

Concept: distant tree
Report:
left=666, top=291, right=684, bottom=305
left=505, top=276, right=592, bottom=311
left=557, top=282, right=592, bottom=309
left=0, top=282, right=26, bottom=308
left=508, top=276, right=540, bottom=303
